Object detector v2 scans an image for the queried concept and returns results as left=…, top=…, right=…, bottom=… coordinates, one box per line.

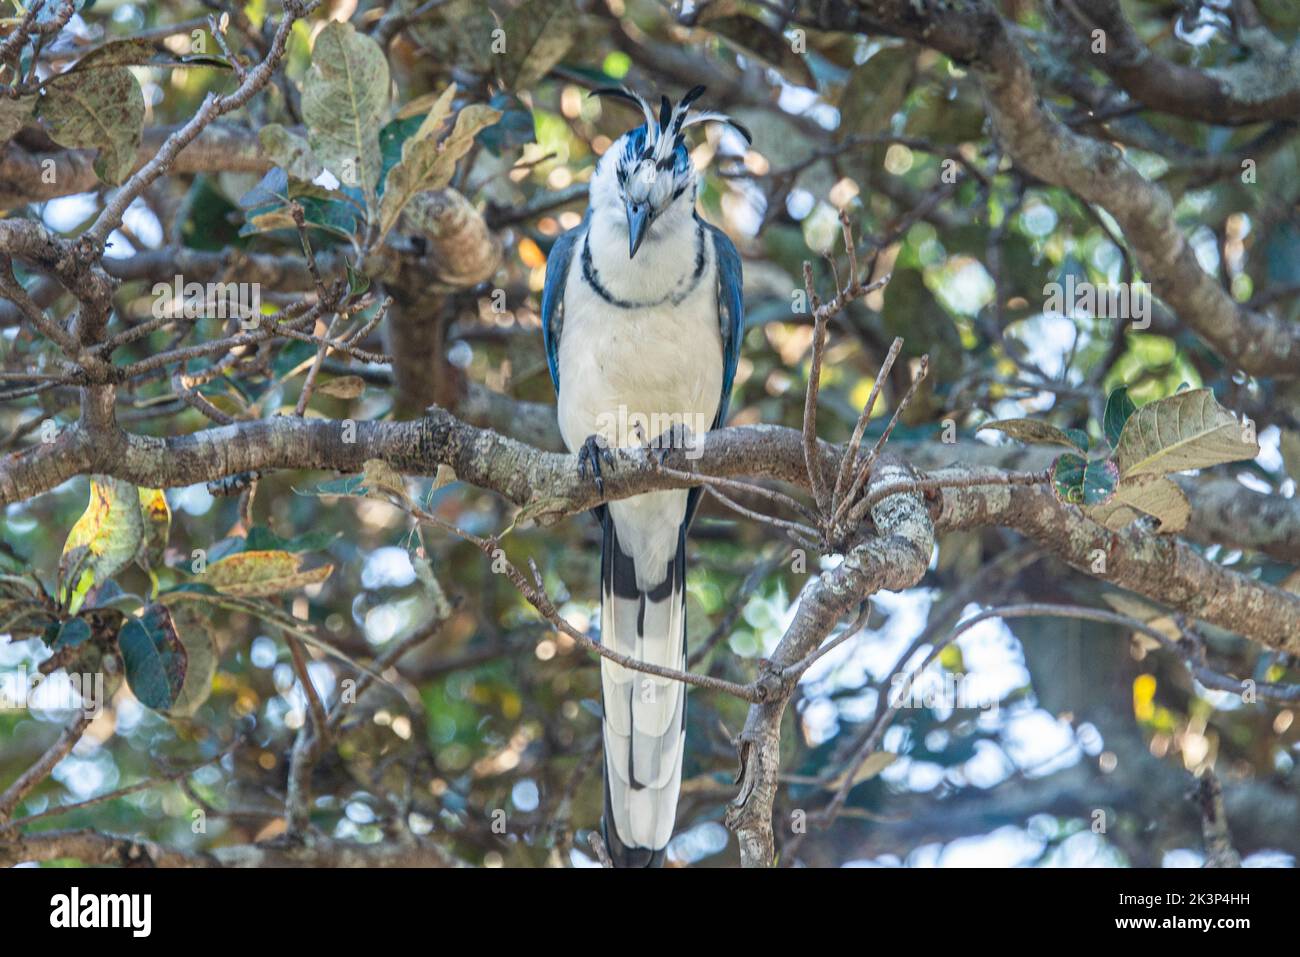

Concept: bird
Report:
left=540, top=85, right=748, bottom=867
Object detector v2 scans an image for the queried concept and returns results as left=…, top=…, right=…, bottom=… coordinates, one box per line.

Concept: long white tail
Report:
left=598, top=515, right=687, bottom=867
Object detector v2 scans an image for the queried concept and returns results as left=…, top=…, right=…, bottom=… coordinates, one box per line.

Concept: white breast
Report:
left=556, top=222, right=724, bottom=456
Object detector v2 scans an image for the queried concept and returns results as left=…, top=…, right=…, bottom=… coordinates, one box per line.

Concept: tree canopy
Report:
left=1, top=0, right=1298, bottom=868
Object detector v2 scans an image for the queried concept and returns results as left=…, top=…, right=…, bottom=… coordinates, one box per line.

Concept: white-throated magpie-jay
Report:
left=540, top=86, right=747, bottom=866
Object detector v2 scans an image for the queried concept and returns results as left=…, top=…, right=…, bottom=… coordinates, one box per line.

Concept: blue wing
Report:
left=703, top=220, right=744, bottom=430
left=685, top=220, right=744, bottom=528
left=540, top=217, right=587, bottom=395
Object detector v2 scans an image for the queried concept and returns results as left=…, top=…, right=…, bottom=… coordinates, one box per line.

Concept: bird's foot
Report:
left=577, top=433, right=616, bottom=496
left=651, top=421, right=701, bottom=467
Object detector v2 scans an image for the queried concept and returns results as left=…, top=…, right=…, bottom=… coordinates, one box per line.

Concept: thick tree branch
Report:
left=1065, top=0, right=1300, bottom=125
left=726, top=458, right=934, bottom=866
left=0, top=123, right=270, bottom=208
left=0, top=829, right=463, bottom=867
left=0, top=409, right=1296, bottom=648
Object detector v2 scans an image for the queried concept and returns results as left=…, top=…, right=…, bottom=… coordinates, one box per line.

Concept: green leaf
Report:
left=259, top=123, right=324, bottom=183
left=159, top=582, right=219, bottom=598
left=979, top=418, right=1088, bottom=452
left=408, top=0, right=497, bottom=73
left=1085, top=474, right=1190, bottom=533
left=178, top=175, right=246, bottom=252
left=301, top=461, right=407, bottom=503
left=272, top=339, right=318, bottom=377
left=51, top=617, right=91, bottom=651
left=237, top=167, right=294, bottom=210
left=838, top=44, right=915, bottom=138
left=37, top=67, right=145, bottom=184
left=254, top=195, right=361, bottom=241
left=119, top=603, right=188, bottom=711
left=60, top=477, right=145, bottom=614
left=1102, top=386, right=1137, bottom=449
left=377, top=113, right=424, bottom=193
left=496, top=0, right=575, bottom=90
left=477, top=94, right=534, bottom=156
left=68, top=37, right=165, bottom=71
left=242, top=525, right=338, bottom=553
left=301, top=21, right=389, bottom=205
left=1064, top=428, right=1090, bottom=454
left=1114, top=388, right=1259, bottom=478
left=85, top=579, right=142, bottom=612
left=0, top=95, right=35, bottom=144
left=1052, top=454, right=1119, bottom=507
left=237, top=170, right=362, bottom=241
left=308, top=474, right=369, bottom=497
left=346, top=263, right=370, bottom=296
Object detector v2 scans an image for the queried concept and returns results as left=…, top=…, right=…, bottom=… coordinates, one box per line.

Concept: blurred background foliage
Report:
left=2, top=0, right=1299, bottom=867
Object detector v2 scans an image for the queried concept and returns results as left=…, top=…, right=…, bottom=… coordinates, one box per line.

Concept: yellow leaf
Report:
left=196, top=550, right=333, bottom=597
left=432, top=464, right=458, bottom=491
left=164, top=604, right=218, bottom=718
left=315, top=375, right=366, bottom=400
left=1085, top=474, right=1190, bottom=533
left=1133, top=673, right=1157, bottom=722
left=60, top=477, right=145, bottom=612
left=137, top=487, right=171, bottom=569
left=822, top=751, right=897, bottom=791
left=517, top=236, right=545, bottom=269
left=362, top=459, right=410, bottom=504
left=1114, top=388, right=1258, bottom=478
left=377, top=101, right=502, bottom=237
left=395, top=83, right=457, bottom=121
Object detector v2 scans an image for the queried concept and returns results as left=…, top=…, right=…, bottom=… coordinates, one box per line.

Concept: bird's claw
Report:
left=653, top=422, right=698, bottom=467
left=578, top=434, right=615, bottom=496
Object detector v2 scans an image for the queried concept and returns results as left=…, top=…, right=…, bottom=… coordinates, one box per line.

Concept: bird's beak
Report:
left=626, top=201, right=650, bottom=259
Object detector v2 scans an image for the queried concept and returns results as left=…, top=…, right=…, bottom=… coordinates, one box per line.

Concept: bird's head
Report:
left=588, top=85, right=751, bottom=258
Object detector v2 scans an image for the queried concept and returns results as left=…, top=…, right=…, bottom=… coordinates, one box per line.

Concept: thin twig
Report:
left=0, top=712, right=93, bottom=823
left=818, top=601, right=1279, bottom=827
left=705, top=485, right=820, bottom=546
left=0, top=734, right=245, bottom=833
left=85, top=0, right=320, bottom=248
left=800, top=263, right=830, bottom=513
left=831, top=337, right=902, bottom=517
left=401, top=496, right=762, bottom=701
left=654, top=460, right=820, bottom=525
left=837, top=355, right=931, bottom=530
left=781, top=599, right=872, bottom=680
